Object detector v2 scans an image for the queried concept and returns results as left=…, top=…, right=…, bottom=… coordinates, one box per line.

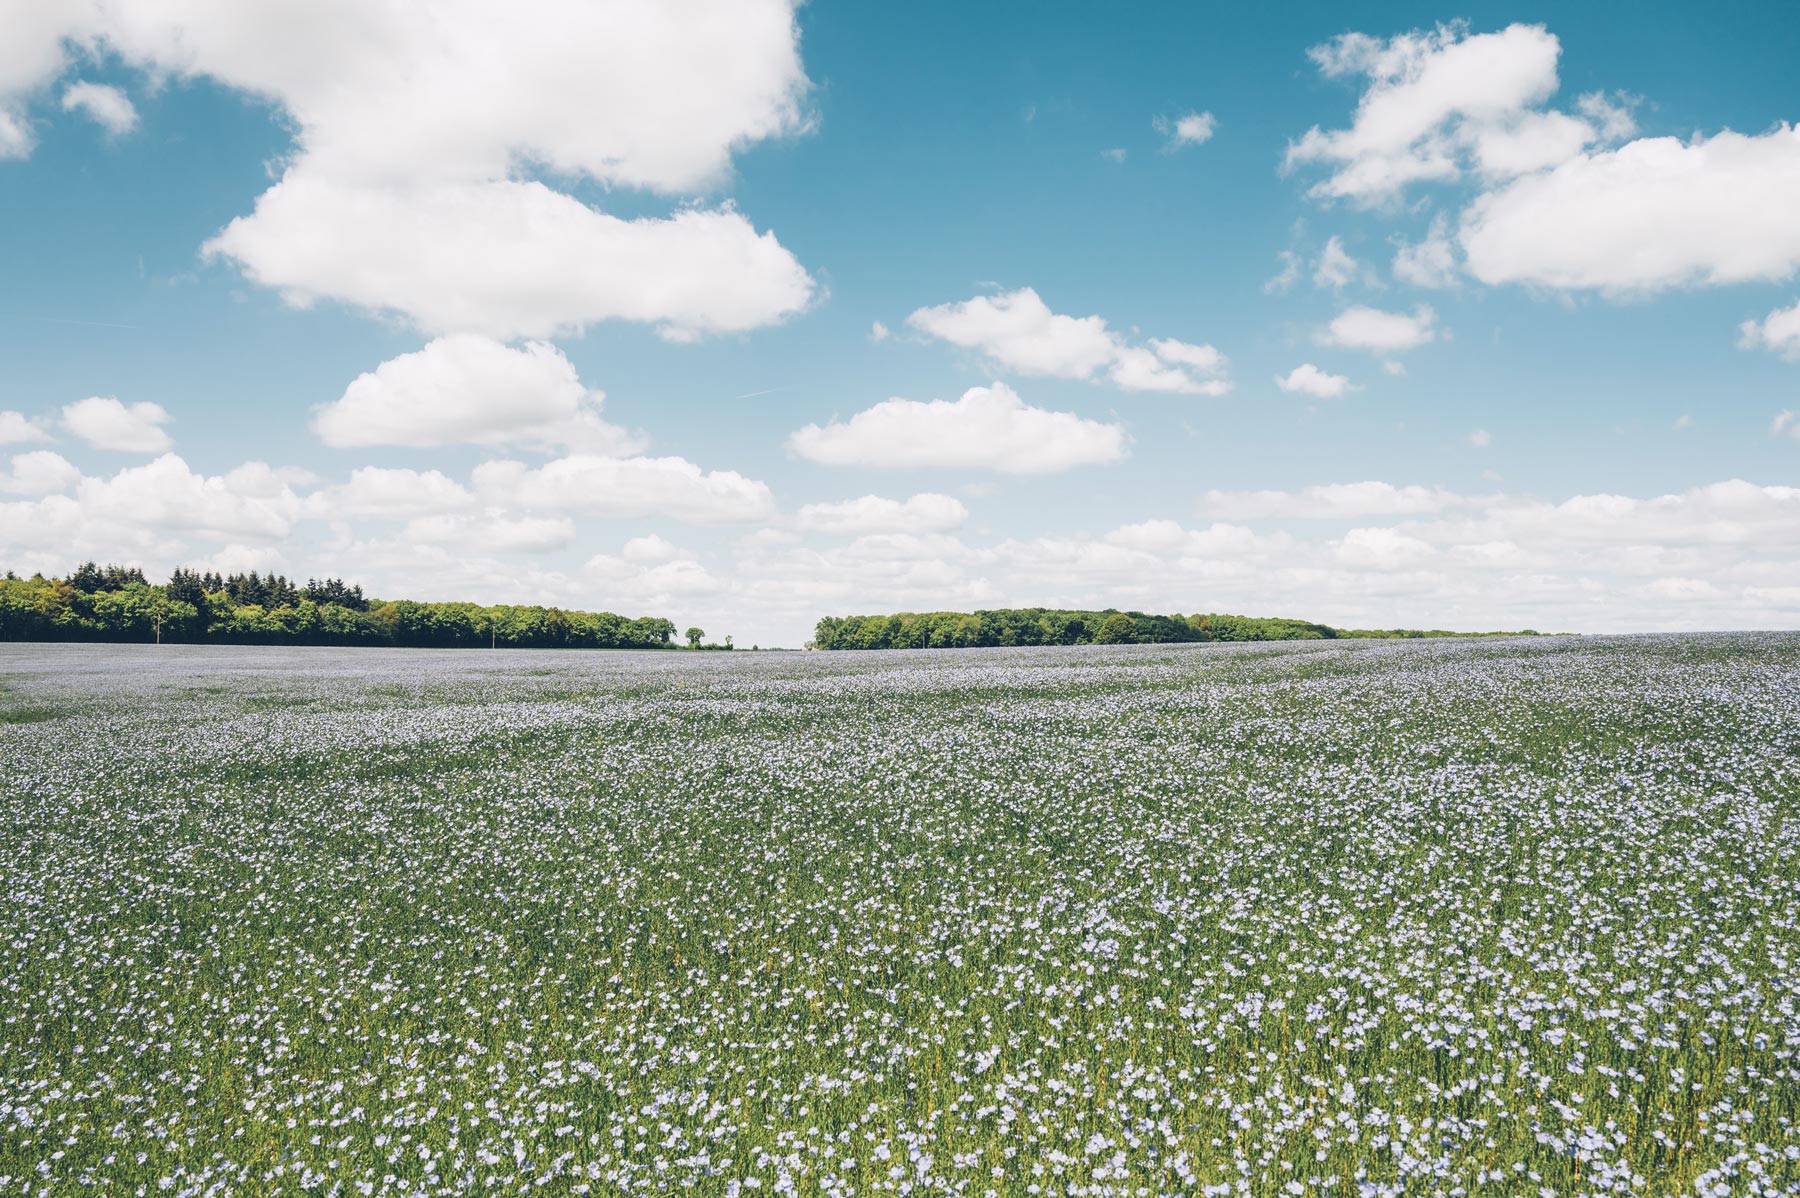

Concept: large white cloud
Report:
left=1287, top=23, right=1584, bottom=203
left=472, top=454, right=776, bottom=524
left=733, top=480, right=1800, bottom=641
left=207, top=178, right=815, bottom=342
left=795, top=493, right=968, bottom=536
left=1291, top=23, right=1800, bottom=301
left=313, top=335, right=641, bottom=452
left=1198, top=481, right=1465, bottom=521
left=1, top=0, right=816, bottom=339
left=11, top=461, right=1797, bottom=646
left=94, top=457, right=310, bottom=540
left=303, top=467, right=476, bottom=520
left=1413, top=479, right=1800, bottom=550
left=94, top=1, right=805, bottom=193
left=0, top=454, right=307, bottom=570
left=1741, top=300, right=1800, bottom=360
left=0, top=450, right=80, bottom=497
left=1460, top=127, right=1800, bottom=292
left=585, top=542, right=724, bottom=602
left=906, top=288, right=1231, bottom=395
left=405, top=512, right=575, bottom=555
left=1101, top=518, right=1271, bottom=559
left=60, top=396, right=173, bottom=452
left=1334, top=526, right=1437, bottom=569
left=786, top=382, right=1129, bottom=475
left=313, top=476, right=1798, bottom=642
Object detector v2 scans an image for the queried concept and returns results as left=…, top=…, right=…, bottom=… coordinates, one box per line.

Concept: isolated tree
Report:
left=686, top=626, right=704, bottom=649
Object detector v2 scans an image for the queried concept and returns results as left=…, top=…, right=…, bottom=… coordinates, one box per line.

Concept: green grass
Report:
left=0, top=703, right=61, bottom=724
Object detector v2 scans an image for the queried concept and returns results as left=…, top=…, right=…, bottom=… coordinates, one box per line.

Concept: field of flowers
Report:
left=2, top=635, right=1798, bottom=1197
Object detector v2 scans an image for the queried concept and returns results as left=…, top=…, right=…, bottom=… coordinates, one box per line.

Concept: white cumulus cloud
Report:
left=1313, top=236, right=1358, bottom=289
left=1288, top=20, right=1800, bottom=305
left=0, top=450, right=81, bottom=497
left=1198, top=481, right=1465, bottom=521
left=1335, top=526, right=1438, bottom=569
left=584, top=549, right=723, bottom=601
left=207, top=178, right=815, bottom=342
left=796, top=493, right=969, bottom=536
left=0, top=455, right=307, bottom=556
left=1392, top=216, right=1459, bottom=287
left=0, top=109, right=29, bottom=157
left=1319, top=305, right=1438, bottom=353
left=0, top=410, right=50, bottom=445
left=786, top=382, right=1129, bottom=475
left=313, top=335, right=641, bottom=453
left=404, top=512, right=575, bottom=555
left=60, top=80, right=135, bottom=136
left=1740, top=299, right=1800, bottom=361
left=472, top=455, right=776, bottom=525
left=303, top=467, right=476, bottom=520
left=906, top=288, right=1230, bottom=395
left=2, top=1, right=817, bottom=340
left=1275, top=363, right=1356, bottom=399
left=1287, top=22, right=1574, bottom=203
left=60, top=396, right=173, bottom=452
left=1155, top=111, right=1216, bottom=150
left=1460, top=126, right=1800, bottom=293
left=621, top=534, right=684, bottom=564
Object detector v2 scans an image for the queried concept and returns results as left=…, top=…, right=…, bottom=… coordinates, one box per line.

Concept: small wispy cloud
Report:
left=62, top=81, right=138, bottom=138
left=1154, top=110, right=1215, bottom=151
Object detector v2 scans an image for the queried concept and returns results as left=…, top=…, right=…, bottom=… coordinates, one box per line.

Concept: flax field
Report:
left=2, top=635, right=1798, bottom=1197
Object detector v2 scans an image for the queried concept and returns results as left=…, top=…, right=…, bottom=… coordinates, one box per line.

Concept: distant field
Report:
left=3, top=637, right=1798, bottom=1196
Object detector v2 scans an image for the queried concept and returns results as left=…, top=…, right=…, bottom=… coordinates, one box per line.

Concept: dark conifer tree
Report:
left=166, top=568, right=208, bottom=610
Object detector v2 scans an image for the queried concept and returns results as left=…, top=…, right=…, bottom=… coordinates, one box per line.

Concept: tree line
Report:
left=0, top=564, right=678, bottom=649
left=812, top=608, right=1535, bottom=650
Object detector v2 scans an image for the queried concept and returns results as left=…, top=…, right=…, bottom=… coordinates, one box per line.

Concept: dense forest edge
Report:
left=0, top=564, right=679, bottom=649
left=813, top=608, right=1537, bottom=650
left=2, top=564, right=1538, bottom=652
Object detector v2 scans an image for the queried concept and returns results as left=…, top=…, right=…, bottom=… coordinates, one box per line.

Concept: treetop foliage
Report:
left=812, top=608, right=1535, bottom=650
left=1, top=563, right=677, bottom=650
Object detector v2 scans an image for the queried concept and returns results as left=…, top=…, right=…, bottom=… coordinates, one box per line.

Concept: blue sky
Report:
left=2, top=2, right=1798, bottom=645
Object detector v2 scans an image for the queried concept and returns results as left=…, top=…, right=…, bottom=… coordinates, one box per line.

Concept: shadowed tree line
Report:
left=1, top=564, right=677, bottom=649
left=812, top=608, right=1535, bottom=650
